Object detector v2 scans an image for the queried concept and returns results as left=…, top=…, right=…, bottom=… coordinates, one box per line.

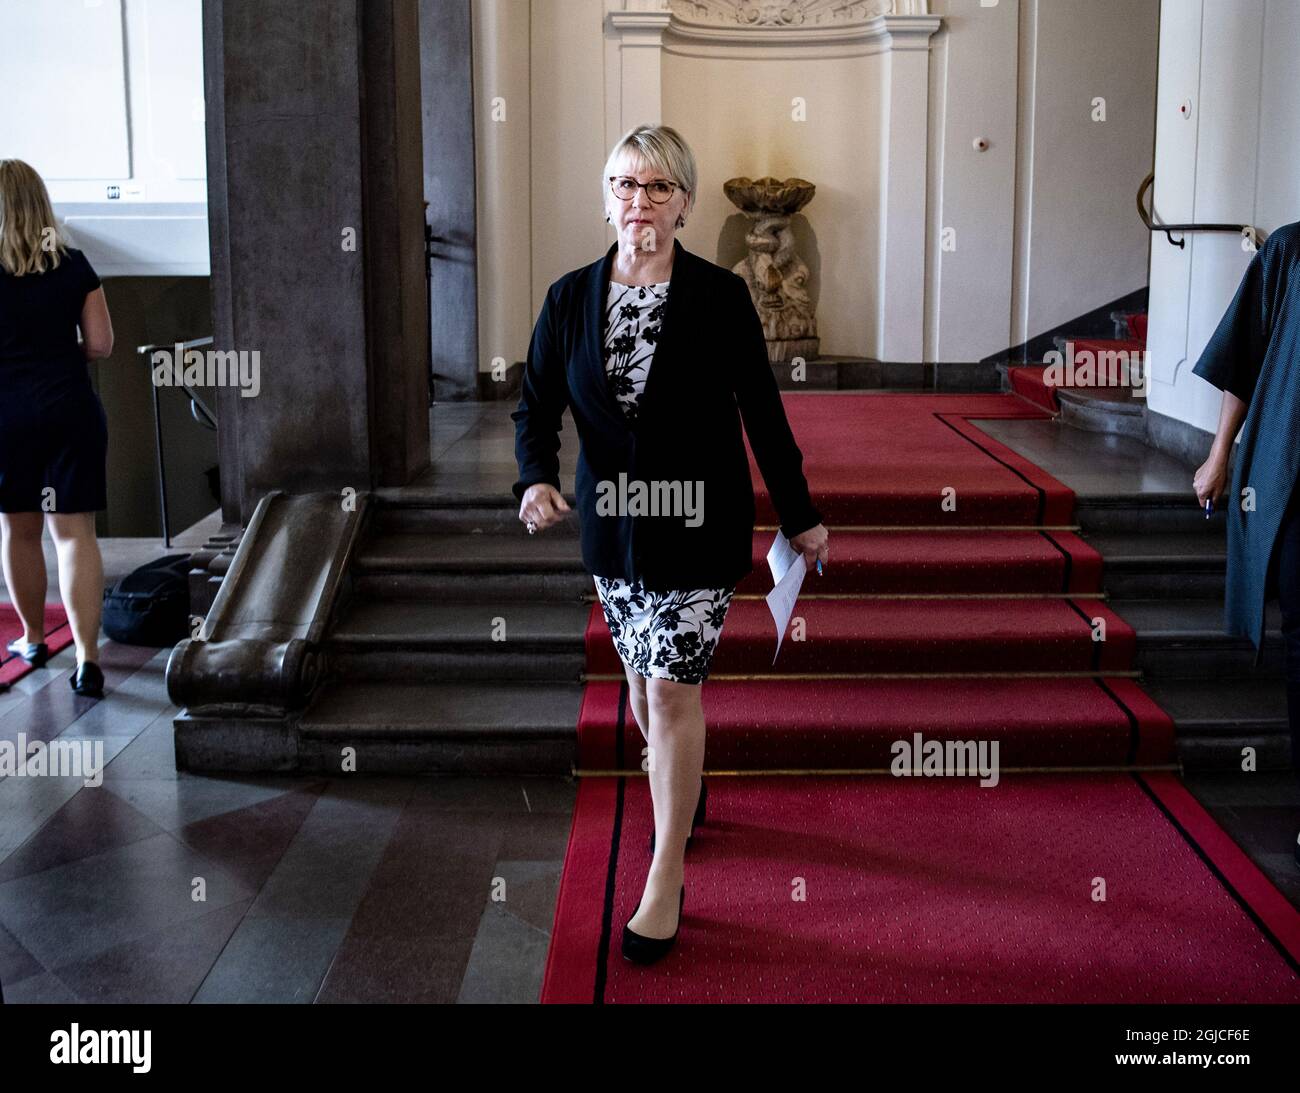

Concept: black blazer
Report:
left=511, top=237, right=823, bottom=591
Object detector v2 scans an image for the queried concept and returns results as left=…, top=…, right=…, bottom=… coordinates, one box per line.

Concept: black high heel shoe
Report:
left=649, top=777, right=707, bottom=852
left=621, top=885, right=685, bottom=965
left=69, top=661, right=104, bottom=698
left=6, top=638, right=49, bottom=668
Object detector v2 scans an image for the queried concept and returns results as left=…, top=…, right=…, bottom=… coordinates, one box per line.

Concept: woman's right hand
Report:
left=1193, top=454, right=1228, bottom=509
left=519, top=483, right=571, bottom=533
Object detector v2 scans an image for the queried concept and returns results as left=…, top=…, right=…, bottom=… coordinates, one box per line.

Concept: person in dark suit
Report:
left=0, top=159, right=112, bottom=698
left=512, top=125, right=829, bottom=962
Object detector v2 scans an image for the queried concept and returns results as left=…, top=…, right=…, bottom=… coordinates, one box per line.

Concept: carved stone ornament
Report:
left=724, top=176, right=818, bottom=363
left=668, top=0, right=924, bottom=29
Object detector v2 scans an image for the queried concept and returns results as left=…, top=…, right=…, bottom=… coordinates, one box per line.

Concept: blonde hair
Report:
left=0, top=159, right=70, bottom=276
left=602, top=124, right=697, bottom=223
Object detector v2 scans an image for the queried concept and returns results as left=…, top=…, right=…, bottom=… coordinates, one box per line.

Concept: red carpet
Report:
left=544, top=774, right=1300, bottom=1003
left=588, top=598, right=1139, bottom=675
left=544, top=393, right=1300, bottom=1002
left=0, top=604, right=73, bottom=689
left=1008, top=365, right=1061, bottom=412
left=1009, top=333, right=1147, bottom=413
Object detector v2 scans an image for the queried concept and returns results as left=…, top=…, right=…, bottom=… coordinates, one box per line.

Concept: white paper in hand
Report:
left=765, top=531, right=807, bottom=665
left=767, top=527, right=800, bottom=584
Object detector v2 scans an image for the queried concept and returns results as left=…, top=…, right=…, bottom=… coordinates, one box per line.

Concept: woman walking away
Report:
left=0, top=159, right=113, bottom=697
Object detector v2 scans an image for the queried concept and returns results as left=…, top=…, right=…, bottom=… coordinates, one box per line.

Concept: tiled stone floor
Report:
left=0, top=398, right=1296, bottom=1003
left=0, top=641, right=576, bottom=1003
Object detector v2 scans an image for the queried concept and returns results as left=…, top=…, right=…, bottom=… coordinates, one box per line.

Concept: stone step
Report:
left=296, top=679, right=584, bottom=773
left=771, top=358, right=1004, bottom=392
left=357, top=530, right=583, bottom=571
left=1081, top=530, right=1226, bottom=598
left=353, top=529, right=590, bottom=602
left=1138, top=677, right=1292, bottom=772
left=354, top=570, right=594, bottom=603
left=372, top=500, right=581, bottom=538
left=1073, top=493, right=1230, bottom=535
left=327, top=599, right=590, bottom=680
left=1109, top=598, right=1286, bottom=677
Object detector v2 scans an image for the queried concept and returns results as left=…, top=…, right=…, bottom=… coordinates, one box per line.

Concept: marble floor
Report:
left=0, top=396, right=1296, bottom=1003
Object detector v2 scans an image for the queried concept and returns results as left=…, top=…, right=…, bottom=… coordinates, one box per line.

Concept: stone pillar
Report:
left=203, top=0, right=430, bottom=524
left=604, top=0, right=672, bottom=175
left=877, top=14, right=941, bottom=363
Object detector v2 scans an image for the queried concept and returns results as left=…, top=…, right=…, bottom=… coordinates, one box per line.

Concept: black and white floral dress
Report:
left=593, top=278, right=736, bottom=685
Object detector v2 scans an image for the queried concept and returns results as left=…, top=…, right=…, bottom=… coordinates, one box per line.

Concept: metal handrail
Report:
left=135, top=335, right=217, bottom=546
left=1137, top=172, right=1264, bottom=250
left=137, top=336, right=218, bottom=426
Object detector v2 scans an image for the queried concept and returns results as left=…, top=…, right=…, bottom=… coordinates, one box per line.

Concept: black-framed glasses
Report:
left=608, top=175, right=682, bottom=204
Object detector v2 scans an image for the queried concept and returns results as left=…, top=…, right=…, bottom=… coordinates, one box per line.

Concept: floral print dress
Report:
left=592, top=278, right=736, bottom=685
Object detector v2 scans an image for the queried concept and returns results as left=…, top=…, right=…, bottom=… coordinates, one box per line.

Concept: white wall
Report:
left=0, top=0, right=208, bottom=275
left=926, top=0, right=1019, bottom=361
left=473, top=0, right=537, bottom=397
left=481, top=0, right=1160, bottom=374
left=1010, top=0, right=1158, bottom=351
left=661, top=49, right=887, bottom=359
left=1146, top=0, right=1300, bottom=433
left=926, top=0, right=1158, bottom=359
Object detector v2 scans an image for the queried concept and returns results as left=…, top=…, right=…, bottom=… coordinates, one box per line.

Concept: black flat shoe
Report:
left=649, top=777, right=707, bottom=852
left=69, top=661, right=104, bottom=698
left=6, top=638, right=49, bottom=668
left=622, top=885, right=685, bottom=965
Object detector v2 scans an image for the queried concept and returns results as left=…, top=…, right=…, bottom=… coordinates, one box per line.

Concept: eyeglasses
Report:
left=608, top=176, right=682, bottom=204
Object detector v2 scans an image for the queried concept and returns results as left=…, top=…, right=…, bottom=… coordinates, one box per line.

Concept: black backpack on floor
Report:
left=102, top=554, right=194, bottom=646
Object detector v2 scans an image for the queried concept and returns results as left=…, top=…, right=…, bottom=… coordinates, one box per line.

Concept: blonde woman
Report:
left=512, top=125, right=829, bottom=963
left=0, top=160, right=112, bottom=697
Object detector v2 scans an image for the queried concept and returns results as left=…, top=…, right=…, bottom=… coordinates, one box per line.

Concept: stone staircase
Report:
left=293, top=485, right=1288, bottom=775
left=1073, top=493, right=1289, bottom=770
left=297, top=493, right=591, bottom=773
left=169, top=399, right=1288, bottom=777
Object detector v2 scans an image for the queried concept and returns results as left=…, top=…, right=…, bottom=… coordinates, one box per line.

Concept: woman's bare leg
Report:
left=628, top=676, right=705, bottom=938
left=45, top=513, right=103, bottom=665
left=623, top=663, right=650, bottom=747
left=0, top=512, right=48, bottom=645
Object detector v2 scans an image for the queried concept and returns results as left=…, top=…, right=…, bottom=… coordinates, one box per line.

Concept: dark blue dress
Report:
left=1191, top=221, right=1300, bottom=664
left=0, top=247, right=108, bottom=513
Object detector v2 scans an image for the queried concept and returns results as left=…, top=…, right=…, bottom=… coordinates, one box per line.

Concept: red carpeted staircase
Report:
left=541, top=393, right=1300, bottom=1002
left=1009, top=311, right=1147, bottom=413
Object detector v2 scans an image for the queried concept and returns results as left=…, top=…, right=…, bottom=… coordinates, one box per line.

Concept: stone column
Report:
left=203, top=0, right=431, bottom=524
left=604, top=0, right=672, bottom=171
left=877, top=13, right=941, bottom=363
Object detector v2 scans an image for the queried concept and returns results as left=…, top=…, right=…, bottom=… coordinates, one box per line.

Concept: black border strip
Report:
left=1062, top=596, right=1102, bottom=671
left=932, top=413, right=1047, bottom=525
left=1130, top=771, right=1300, bottom=977
left=1037, top=530, right=1074, bottom=594
left=593, top=679, right=628, bottom=1003
left=1092, top=676, right=1141, bottom=767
